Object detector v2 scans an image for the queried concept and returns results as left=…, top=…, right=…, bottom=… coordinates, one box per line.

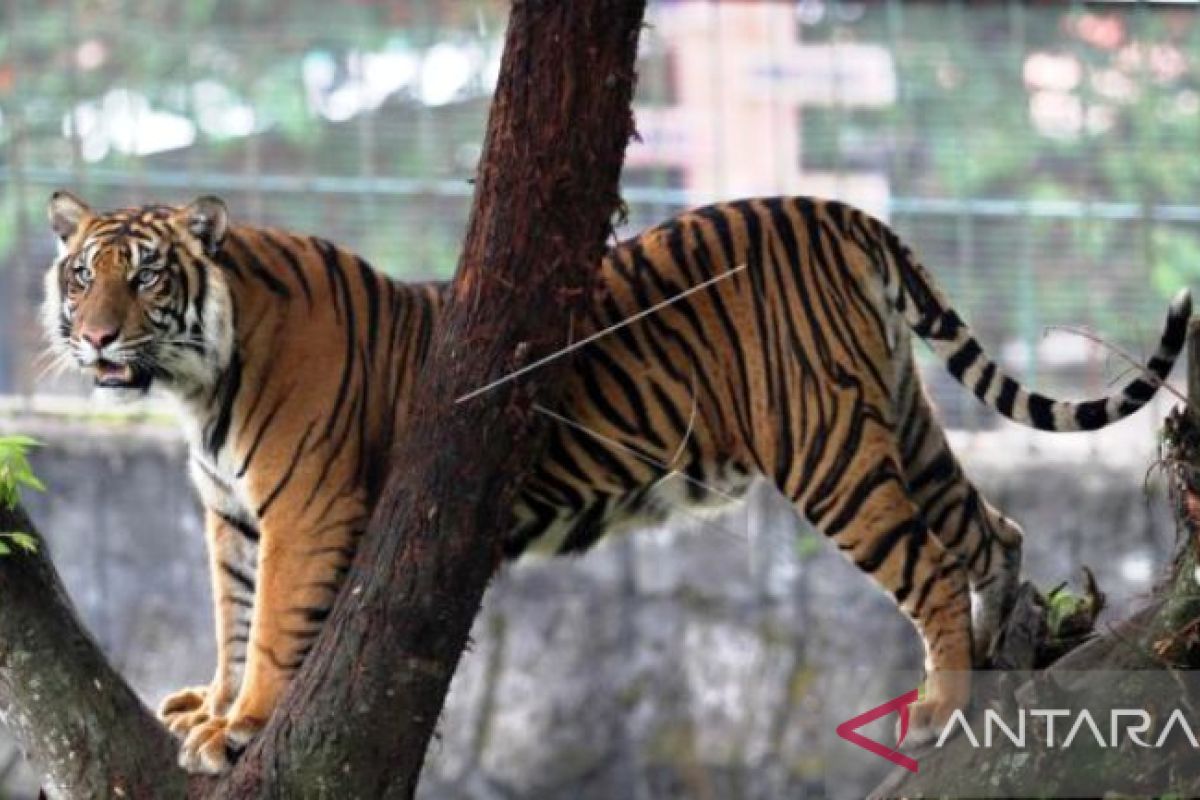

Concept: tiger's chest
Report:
left=189, top=448, right=251, bottom=520
left=177, top=404, right=259, bottom=538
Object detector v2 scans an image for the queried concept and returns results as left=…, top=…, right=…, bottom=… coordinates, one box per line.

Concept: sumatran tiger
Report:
left=41, top=190, right=1189, bottom=773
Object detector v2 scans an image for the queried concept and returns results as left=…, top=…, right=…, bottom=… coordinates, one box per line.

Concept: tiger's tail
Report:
left=877, top=223, right=1191, bottom=432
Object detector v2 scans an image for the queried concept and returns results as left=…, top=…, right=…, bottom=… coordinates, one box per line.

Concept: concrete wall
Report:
left=0, top=412, right=1177, bottom=799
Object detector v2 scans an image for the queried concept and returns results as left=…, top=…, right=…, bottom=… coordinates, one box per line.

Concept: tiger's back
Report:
left=519, top=198, right=904, bottom=552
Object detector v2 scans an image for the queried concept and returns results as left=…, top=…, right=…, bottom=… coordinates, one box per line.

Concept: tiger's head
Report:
left=41, top=191, right=235, bottom=401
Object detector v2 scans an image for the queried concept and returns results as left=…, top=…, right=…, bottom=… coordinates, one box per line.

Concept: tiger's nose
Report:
left=80, top=325, right=119, bottom=350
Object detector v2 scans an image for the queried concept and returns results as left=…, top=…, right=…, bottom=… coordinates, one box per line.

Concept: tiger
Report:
left=41, top=190, right=1189, bottom=774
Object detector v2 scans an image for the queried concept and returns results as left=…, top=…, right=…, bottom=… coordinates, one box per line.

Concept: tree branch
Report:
left=0, top=504, right=197, bottom=799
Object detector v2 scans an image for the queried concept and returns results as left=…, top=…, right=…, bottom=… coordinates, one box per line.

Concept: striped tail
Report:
left=881, top=229, right=1191, bottom=432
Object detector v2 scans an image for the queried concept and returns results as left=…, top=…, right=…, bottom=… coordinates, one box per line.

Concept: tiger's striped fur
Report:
left=42, top=192, right=1189, bottom=772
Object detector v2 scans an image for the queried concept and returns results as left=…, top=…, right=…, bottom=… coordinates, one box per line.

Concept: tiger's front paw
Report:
left=179, top=713, right=265, bottom=775
left=159, top=686, right=213, bottom=740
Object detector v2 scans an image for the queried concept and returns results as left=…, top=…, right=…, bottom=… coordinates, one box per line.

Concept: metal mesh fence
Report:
left=2, top=0, right=1198, bottom=430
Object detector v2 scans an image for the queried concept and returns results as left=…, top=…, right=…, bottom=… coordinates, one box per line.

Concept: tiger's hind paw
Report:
left=899, top=676, right=971, bottom=749
left=902, top=697, right=960, bottom=747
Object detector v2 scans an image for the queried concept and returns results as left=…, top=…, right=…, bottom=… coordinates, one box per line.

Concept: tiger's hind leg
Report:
left=800, top=449, right=973, bottom=742
left=897, top=382, right=1023, bottom=664
left=928, top=483, right=1022, bottom=666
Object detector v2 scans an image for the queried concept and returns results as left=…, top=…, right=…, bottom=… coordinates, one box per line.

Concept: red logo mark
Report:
left=835, top=689, right=920, bottom=773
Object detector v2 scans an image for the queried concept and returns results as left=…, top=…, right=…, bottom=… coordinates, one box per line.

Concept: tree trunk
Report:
left=0, top=1, right=644, bottom=797
left=224, top=0, right=645, bottom=795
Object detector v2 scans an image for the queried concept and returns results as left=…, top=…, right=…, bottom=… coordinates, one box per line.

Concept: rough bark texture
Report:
left=869, top=319, right=1200, bottom=799
left=225, top=1, right=644, bottom=796
left=0, top=506, right=188, bottom=800
left=0, top=1, right=644, bottom=797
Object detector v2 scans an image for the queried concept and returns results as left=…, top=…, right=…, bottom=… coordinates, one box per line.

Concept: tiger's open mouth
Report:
left=94, top=360, right=151, bottom=390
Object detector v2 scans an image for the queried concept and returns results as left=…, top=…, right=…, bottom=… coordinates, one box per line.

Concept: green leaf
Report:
left=0, top=436, right=41, bottom=450
left=16, top=472, right=45, bottom=493
left=4, top=532, right=38, bottom=553
left=0, top=542, right=11, bottom=557
left=0, top=434, right=45, bottom=510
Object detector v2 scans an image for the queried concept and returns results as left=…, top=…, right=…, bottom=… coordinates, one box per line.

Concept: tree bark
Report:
left=0, top=505, right=189, bottom=800
left=0, top=1, right=644, bottom=797
left=224, top=0, right=644, bottom=796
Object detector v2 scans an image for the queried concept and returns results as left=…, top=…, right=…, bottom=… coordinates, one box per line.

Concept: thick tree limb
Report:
left=0, top=505, right=195, bottom=799
left=0, top=1, right=644, bottom=797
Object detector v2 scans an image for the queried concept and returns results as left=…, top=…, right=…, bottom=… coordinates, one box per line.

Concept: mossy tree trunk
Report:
left=0, top=504, right=188, bottom=799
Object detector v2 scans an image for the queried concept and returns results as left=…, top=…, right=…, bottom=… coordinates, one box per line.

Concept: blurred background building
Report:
left=0, top=2, right=1196, bottom=798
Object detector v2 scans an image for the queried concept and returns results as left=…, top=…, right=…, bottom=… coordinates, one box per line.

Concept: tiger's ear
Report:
left=47, top=190, right=91, bottom=247
left=178, top=196, right=229, bottom=256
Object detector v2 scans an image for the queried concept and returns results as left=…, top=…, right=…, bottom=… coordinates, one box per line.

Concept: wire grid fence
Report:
left=1, top=0, right=1198, bottom=432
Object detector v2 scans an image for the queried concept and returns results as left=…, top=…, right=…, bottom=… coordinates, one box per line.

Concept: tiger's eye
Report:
left=137, top=269, right=160, bottom=290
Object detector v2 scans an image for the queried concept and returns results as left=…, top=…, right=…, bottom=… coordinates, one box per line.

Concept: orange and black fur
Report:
left=42, top=191, right=1189, bottom=773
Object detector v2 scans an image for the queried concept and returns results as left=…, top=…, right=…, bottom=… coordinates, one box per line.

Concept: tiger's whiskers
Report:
left=668, top=361, right=699, bottom=469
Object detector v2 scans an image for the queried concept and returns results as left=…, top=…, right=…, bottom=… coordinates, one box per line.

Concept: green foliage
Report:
left=5, top=1, right=1197, bottom=309
left=0, top=435, right=43, bottom=555
left=0, top=531, right=38, bottom=556
left=1151, top=226, right=1200, bottom=299
left=0, top=435, right=44, bottom=508
left=1, top=0, right=503, bottom=278
left=806, top=1, right=1200, bottom=333
left=1044, top=581, right=1100, bottom=639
